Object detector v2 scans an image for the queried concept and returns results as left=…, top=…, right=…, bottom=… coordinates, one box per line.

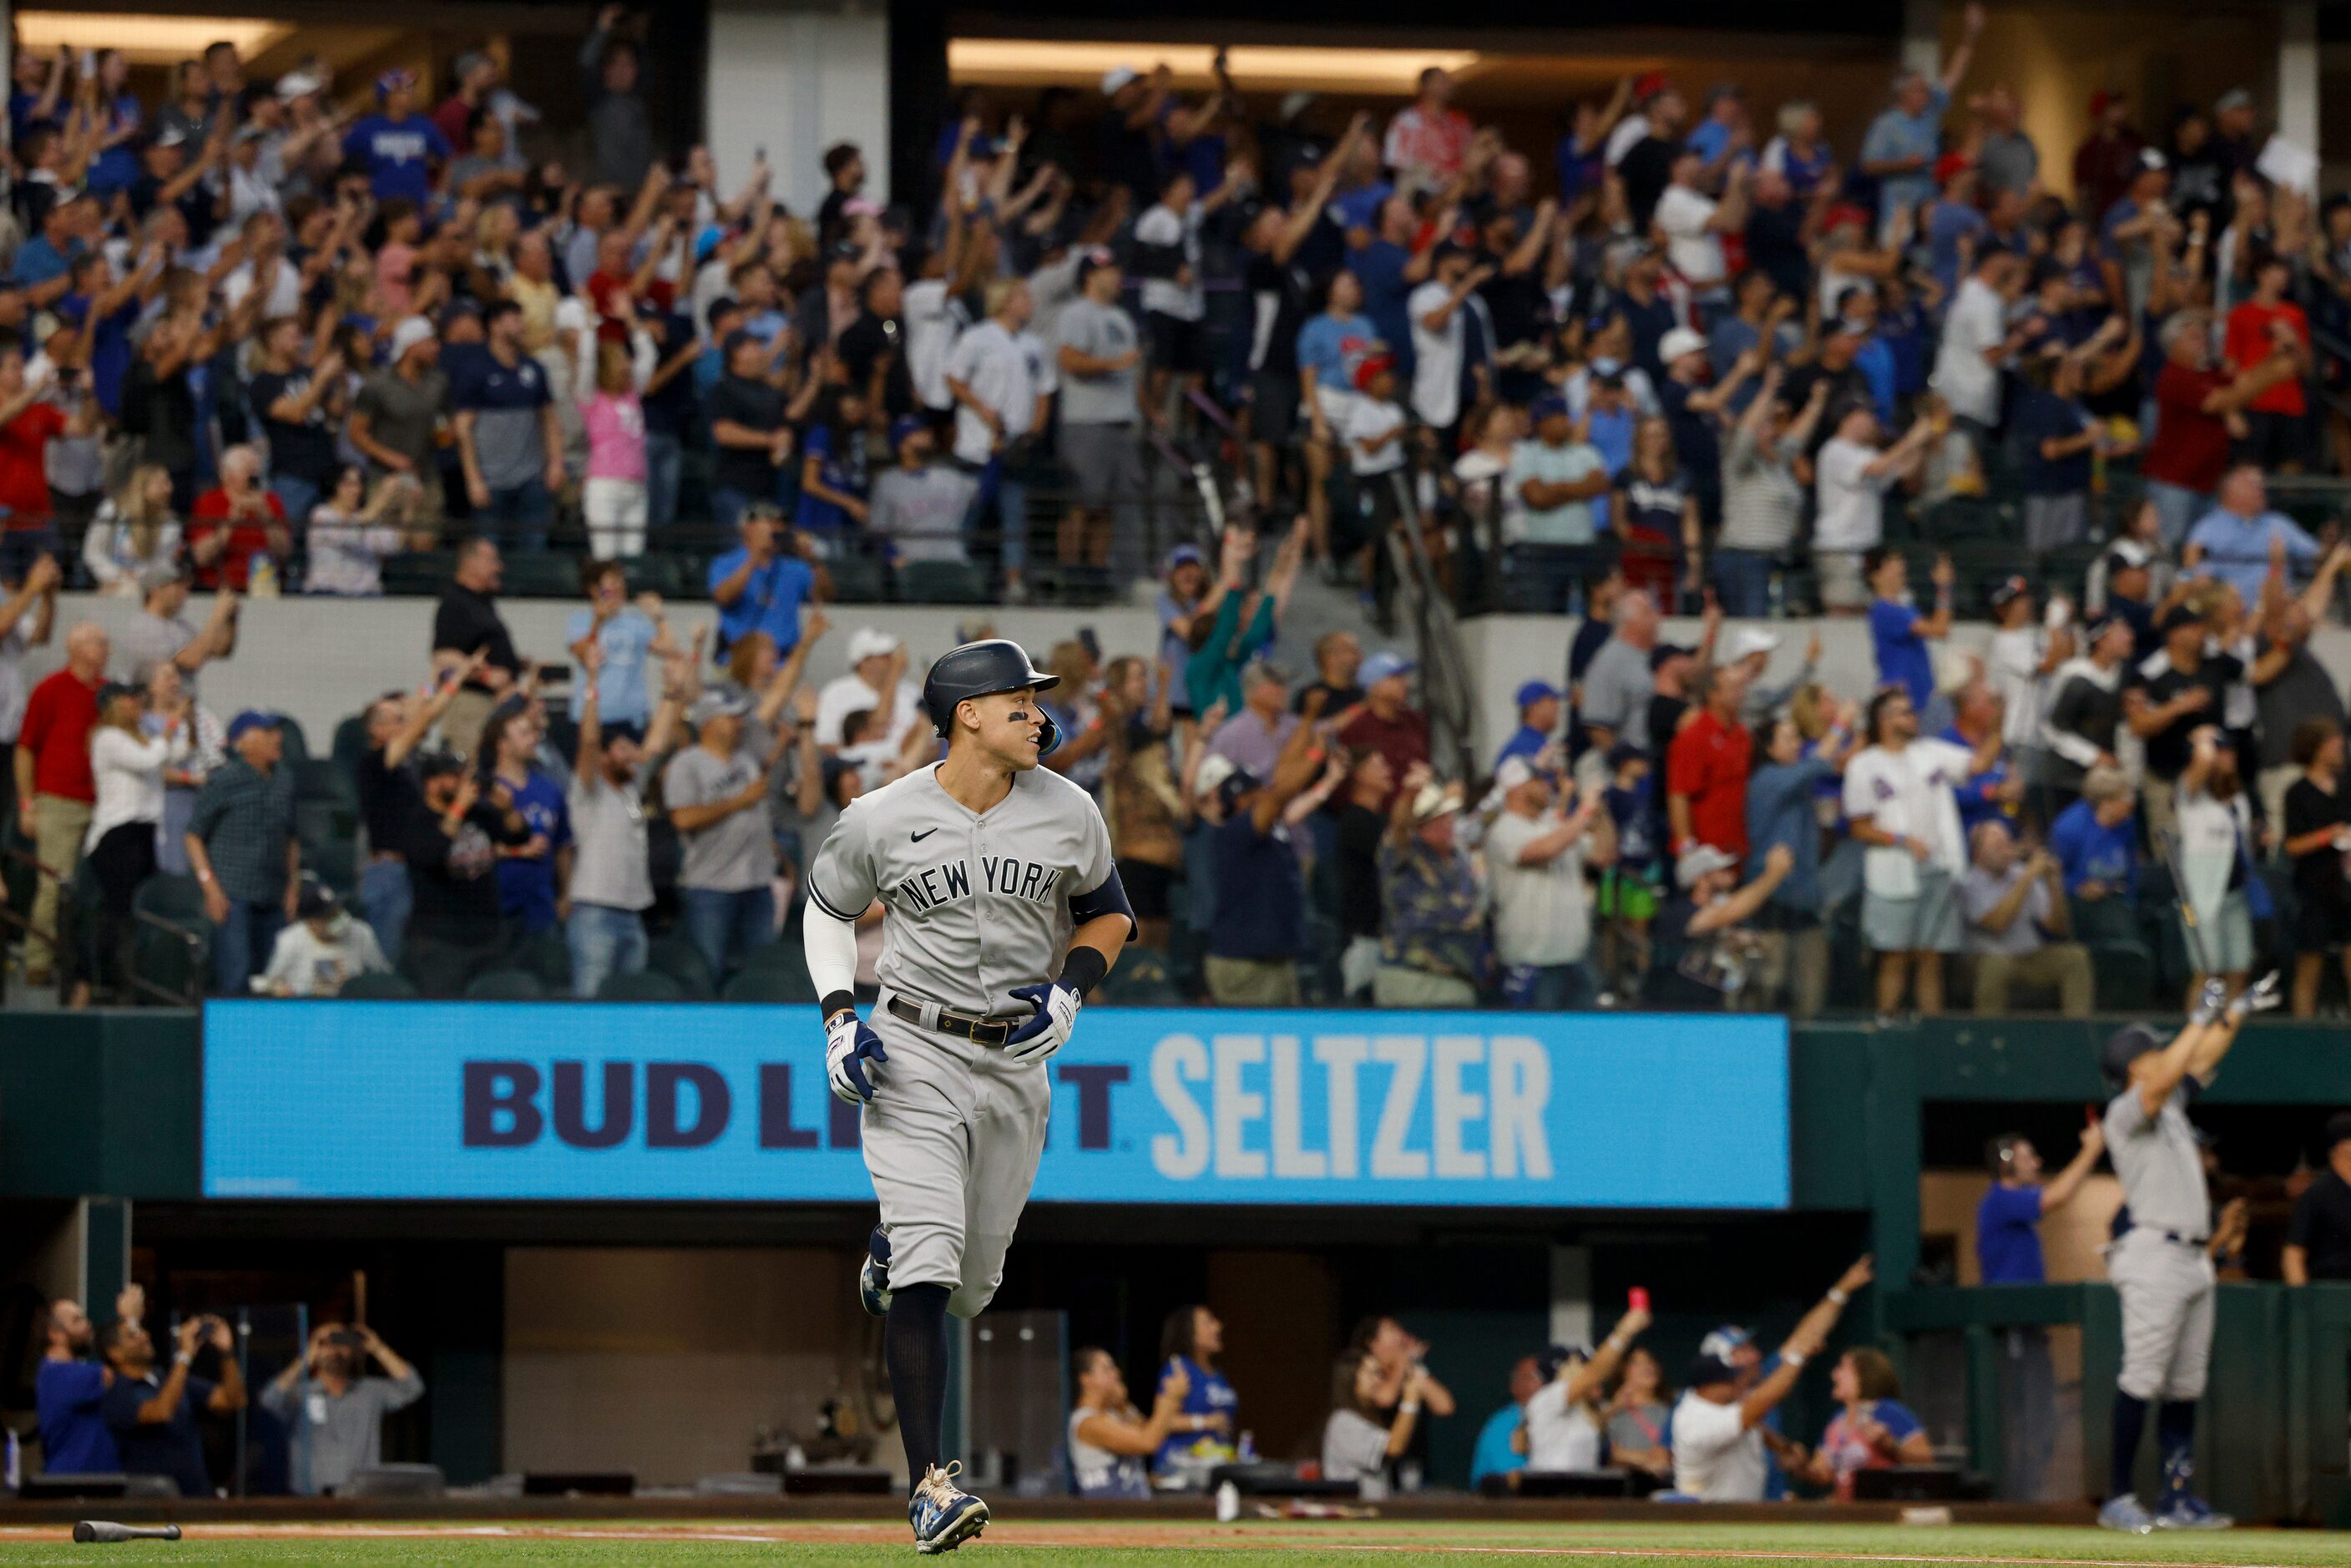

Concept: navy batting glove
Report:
left=1004, top=980, right=1079, bottom=1061
left=826, top=1009, right=889, bottom=1104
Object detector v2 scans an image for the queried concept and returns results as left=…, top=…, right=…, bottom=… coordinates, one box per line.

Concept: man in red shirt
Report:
left=0, top=345, right=90, bottom=585
left=1667, top=662, right=1753, bottom=858
left=2221, top=255, right=2313, bottom=472
left=2144, top=311, right=2302, bottom=549
left=1335, top=651, right=1430, bottom=812
left=13, top=620, right=108, bottom=983
left=189, top=444, right=292, bottom=590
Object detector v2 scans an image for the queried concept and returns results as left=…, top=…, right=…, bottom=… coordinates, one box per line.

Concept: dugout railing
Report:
left=1883, top=1281, right=2351, bottom=1525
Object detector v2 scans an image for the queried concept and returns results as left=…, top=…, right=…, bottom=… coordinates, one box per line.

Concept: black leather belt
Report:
left=2161, top=1231, right=2210, bottom=1248
left=887, top=995, right=1021, bottom=1047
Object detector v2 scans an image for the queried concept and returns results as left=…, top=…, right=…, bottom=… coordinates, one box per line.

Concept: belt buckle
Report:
left=972, top=1019, right=1010, bottom=1047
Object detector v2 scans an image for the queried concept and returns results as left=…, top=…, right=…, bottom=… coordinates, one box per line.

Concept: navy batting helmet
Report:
left=922, top=639, right=1061, bottom=754
left=2101, top=1023, right=2163, bottom=1090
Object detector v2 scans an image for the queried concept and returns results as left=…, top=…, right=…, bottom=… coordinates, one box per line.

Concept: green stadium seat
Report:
left=331, top=714, right=370, bottom=786
left=2088, top=939, right=2157, bottom=1012
left=133, top=873, right=206, bottom=931
left=465, top=968, right=548, bottom=1000
left=295, top=757, right=354, bottom=807
left=339, top=970, right=421, bottom=999
left=501, top=553, right=584, bottom=599
left=647, top=933, right=716, bottom=999
left=827, top=554, right=887, bottom=604
left=381, top=551, right=453, bottom=598
left=898, top=559, right=991, bottom=604
left=598, top=968, right=685, bottom=1001
left=517, top=928, right=573, bottom=992
left=723, top=968, right=818, bottom=1002
left=623, top=554, right=686, bottom=599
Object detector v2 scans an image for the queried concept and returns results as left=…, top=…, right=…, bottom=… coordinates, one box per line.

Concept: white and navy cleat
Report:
left=909, top=1461, right=988, bottom=1554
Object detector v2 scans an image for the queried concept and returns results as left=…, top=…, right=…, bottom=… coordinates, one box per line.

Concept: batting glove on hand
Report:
left=2191, top=976, right=2231, bottom=1027
left=1004, top=981, right=1080, bottom=1062
left=826, top=1009, right=889, bottom=1104
left=2227, top=970, right=2283, bottom=1022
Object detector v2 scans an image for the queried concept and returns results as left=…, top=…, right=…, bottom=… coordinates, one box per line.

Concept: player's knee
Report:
left=948, top=1279, right=997, bottom=1319
left=2117, top=1365, right=2166, bottom=1402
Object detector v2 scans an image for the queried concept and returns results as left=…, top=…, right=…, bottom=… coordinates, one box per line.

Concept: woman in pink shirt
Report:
left=578, top=326, right=655, bottom=559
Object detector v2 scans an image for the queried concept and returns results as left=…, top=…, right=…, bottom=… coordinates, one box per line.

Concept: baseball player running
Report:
left=2096, top=969, right=2279, bottom=1534
left=802, top=639, right=1135, bottom=1555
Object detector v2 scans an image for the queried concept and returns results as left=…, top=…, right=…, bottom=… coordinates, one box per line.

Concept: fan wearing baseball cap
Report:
left=1335, top=651, right=1428, bottom=811
left=869, top=417, right=976, bottom=569
left=1670, top=1257, right=1873, bottom=1500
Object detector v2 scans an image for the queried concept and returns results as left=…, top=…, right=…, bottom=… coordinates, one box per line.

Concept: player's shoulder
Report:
left=847, top=765, right=943, bottom=823
left=1019, top=764, right=1107, bottom=815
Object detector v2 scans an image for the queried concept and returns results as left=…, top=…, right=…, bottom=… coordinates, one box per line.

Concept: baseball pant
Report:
left=2109, top=1227, right=2216, bottom=1403
left=862, top=997, right=1049, bottom=1320
left=1972, top=943, right=2096, bottom=1016
left=27, top=793, right=92, bottom=979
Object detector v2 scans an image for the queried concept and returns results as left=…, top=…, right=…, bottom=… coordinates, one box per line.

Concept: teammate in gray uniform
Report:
left=802, top=639, right=1134, bottom=1555
left=2095, top=970, right=2279, bottom=1535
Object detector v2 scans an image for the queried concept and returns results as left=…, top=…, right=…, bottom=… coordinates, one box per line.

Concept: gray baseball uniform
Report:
left=2104, top=1082, right=2216, bottom=1402
left=807, top=761, right=1116, bottom=1316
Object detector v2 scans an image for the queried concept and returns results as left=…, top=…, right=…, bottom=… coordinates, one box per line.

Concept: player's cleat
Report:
left=2154, top=1495, right=2233, bottom=1530
left=2098, top=1495, right=2157, bottom=1534
left=909, top=1461, right=987, bottom=1554
left=860, top=1225, right=892, bottom=1317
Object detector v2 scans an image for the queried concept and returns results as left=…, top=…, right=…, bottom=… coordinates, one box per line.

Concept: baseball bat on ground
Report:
left=72, top=1522, right=182, bottom=1544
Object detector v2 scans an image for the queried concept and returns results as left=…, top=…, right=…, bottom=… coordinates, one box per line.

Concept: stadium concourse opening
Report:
left=10, top=3, right=707, bottom=169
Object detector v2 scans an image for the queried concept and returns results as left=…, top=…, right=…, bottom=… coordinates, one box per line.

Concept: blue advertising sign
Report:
left=201, top=1003, right=1788, bottom=1207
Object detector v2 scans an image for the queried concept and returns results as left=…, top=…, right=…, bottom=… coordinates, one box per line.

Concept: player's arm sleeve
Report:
left=1068, top=805, right=1135, bottom=942
left=803, top=899, right=860, bottom=1012
left=805, top=802, right=877, bottom=923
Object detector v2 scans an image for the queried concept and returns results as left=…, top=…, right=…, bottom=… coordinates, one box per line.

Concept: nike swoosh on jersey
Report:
left=913, top=827, right=938, bottom=842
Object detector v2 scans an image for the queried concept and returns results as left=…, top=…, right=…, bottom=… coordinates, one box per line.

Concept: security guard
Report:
left=2096, top=972, right=2278, bottom=1533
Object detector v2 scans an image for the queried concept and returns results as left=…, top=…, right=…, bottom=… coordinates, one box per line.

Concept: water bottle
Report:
left=248, top=554, right=280, bottom=599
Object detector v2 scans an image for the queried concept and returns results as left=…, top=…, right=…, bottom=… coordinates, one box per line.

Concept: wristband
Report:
left=174, top=1351, right=194, bottom=1367
left=1399, top=1400, right=1421, bottom=1416
left=1781, top=1348, right=1806, bottom=1369
left=1059, top=945, right=1109, bottom=1000
left=195, top=868, right=215, bottom=883
left=1828, top=1287, right=1848, bottom=1306
left=820, top=989, right=857, bottom=1024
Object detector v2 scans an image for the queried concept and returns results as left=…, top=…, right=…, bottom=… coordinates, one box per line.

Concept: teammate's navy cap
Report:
left=2101, top=1023, right=2164, bottom=1088
left=1686, top=1353, right=1741, bottom=1388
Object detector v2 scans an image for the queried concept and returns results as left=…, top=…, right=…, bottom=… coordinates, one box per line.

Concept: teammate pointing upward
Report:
left=803, top=639, right=1135, bottom=1555
left=2096, top=970, right=2279, bottom=1535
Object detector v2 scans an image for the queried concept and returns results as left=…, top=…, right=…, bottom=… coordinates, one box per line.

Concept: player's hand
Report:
left=1003, top=979, right=1080, bottom=1062
left=2228, top=970, right=2283, bottom=1021
left=825, top=1008, right=888, bottom=1104
left=2192, top=975, right=2231, bottom=1026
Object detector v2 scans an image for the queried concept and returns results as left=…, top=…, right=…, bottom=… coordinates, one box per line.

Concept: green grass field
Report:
left=5, top=1520, right=2351, bottom=1567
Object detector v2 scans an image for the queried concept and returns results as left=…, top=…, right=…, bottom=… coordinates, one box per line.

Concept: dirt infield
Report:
left=0, top=1520, right=2324, bottom=1566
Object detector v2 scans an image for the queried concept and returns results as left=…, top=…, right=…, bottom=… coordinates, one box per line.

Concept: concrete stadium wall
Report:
left=705, top=0, right=892, bottom=218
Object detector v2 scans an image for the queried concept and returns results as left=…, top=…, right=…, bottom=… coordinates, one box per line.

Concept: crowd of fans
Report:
left=34, top=1282, right=419, bottom=1498
left=2, top=19, right=2351, bottom=1012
